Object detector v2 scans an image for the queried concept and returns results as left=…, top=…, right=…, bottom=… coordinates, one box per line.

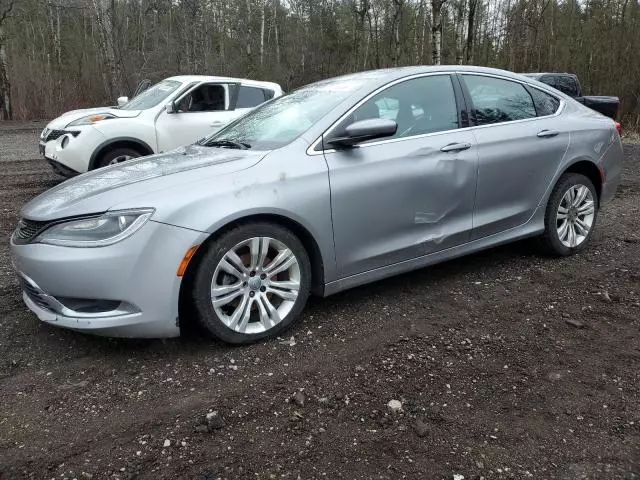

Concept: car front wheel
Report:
left=96, top=147, right=141, bottom=169
left=541, top=172, right=598, bottom=256
left=191, top=223, right=311, bottom=344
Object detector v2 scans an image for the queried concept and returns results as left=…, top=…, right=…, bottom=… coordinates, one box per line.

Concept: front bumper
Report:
left=10, top=220, right=205, bottom=338
left=42, top=126, right=106, bottom=174
left=45, top=157, right=81, bottom=177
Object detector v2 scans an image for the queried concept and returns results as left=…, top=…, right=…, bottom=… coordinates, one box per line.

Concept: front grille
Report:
left=13, top=218, right=51, bottom=244
left=45, top=129, right=66, bottom=142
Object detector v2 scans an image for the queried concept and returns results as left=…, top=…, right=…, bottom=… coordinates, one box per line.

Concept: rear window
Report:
left=528, top=87, right=560, bottom=116
left=263, top=89, right=275, bottom=100
left=546, top=75, right=578, bottom=97
left=236, top=86, right=267, bottom=108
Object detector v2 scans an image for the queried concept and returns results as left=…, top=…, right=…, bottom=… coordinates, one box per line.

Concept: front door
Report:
left=322, top=74, right=479, bottom=279
left=155, top=83, right=238, bottom=152
left=459, top=74, right=571, bottom=239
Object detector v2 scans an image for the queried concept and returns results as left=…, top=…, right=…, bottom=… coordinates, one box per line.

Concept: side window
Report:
left=263, top=89, right=275, bottom=101
left=176, top=84, right=227, bottom=112
left=236, top=86, right=267, bottom=108
left=463, top=75, right=536, bottom=125
left=333, top=75, right=459, bottom=141
left=528, top=87, right=560, bottom=117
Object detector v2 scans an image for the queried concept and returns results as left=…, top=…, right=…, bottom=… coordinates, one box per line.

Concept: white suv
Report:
left=39, top=76, right=283, bottom=176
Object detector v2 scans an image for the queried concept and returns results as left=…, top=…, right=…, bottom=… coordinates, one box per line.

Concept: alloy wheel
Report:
left=210, top=237, right=301, bottom=334
left=108, top=154, right=133, bottom=165
left=556, top=184, right=595, bottom=248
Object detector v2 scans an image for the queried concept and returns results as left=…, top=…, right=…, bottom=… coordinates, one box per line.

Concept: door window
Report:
left=236, top=86, right=268, bottom=108
left=332, top=75, right=459, bottom=141
left=463, top=75, right=536, bottom=125
left=176, top=84, right=227, bottom=112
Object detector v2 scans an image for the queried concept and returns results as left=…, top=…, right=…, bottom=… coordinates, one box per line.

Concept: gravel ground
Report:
left=0, top=123, right=638, bottom=480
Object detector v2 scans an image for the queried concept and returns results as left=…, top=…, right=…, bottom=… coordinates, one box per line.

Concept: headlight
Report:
left=35, top=209, right=154, bottom=247
left=66, top=113, right=117, bottom=127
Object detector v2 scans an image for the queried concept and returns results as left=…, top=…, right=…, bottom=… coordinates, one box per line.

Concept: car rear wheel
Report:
left=540, top=173, right=598, bottom=256
left=96, top=147, right=141, bottom=169
left=191, top=223, right=311, bottom=344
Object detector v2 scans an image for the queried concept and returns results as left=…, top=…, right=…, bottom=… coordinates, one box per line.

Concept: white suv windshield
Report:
left=201, top=78, right=365, bottom=150
left=120, top=80, right=182, bottom=110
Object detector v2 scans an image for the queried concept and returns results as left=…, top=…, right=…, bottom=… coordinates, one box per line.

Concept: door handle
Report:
left=210, top=121, right=225, bottom=127
left=440, top=142, right=471, bottom=152
left=537, top=129, right=559, bottom=138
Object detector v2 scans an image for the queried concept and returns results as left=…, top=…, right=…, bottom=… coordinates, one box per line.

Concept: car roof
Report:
left=335, top=65, right=530, bottom=79
left=299, top=65, right=541, bottom=99
left=165, top=75, right=281, bottom=90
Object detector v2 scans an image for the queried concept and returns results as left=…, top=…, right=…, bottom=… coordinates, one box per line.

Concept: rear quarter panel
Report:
left=539, top=103, right=621, bottom=207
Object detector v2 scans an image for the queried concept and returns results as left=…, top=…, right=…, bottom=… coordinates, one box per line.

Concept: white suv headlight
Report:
left=66, top=113, right=117, bottom=127
left=35, top=209, right=154, bottom=247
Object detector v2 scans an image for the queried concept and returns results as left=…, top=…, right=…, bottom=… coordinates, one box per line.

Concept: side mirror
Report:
left=116, top=96, right=129, bottom=107
left=326, top=118, right=398, bottom=148
left=165, top=102, right=176, bottom=114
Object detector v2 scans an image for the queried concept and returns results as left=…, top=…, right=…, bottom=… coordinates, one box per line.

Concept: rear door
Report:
left=322, top=74, right=478, bottom=278
left=230, top=84, right=274, bottom=119
left=459, top=73, right=569, bottom=239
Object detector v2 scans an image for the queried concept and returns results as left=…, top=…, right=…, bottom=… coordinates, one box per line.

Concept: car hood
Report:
left=45, top=107, right=141, bottom=130
left=21, top=145, right=267, bottom=221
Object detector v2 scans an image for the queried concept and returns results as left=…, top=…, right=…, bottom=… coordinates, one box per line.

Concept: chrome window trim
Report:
left=459, top=72, right=565, bottom=130
left=307, top=70, right=565, bottom=156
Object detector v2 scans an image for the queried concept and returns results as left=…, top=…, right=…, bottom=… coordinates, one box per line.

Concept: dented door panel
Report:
left=324, top=131, right=478, bottom=279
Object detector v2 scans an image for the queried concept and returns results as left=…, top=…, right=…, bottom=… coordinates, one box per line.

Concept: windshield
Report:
left=120, top=80, right=182, bottom=110
left=200, top=78, right=365, bottom=150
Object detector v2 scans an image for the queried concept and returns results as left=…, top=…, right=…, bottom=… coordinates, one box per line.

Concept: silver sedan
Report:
left=10, top=66, right=623, bottom=343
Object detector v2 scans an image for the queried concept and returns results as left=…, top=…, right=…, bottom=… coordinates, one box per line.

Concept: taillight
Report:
left=614, top=121, right=622, bottom=136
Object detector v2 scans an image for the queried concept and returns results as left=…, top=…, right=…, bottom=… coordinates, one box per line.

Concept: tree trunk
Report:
left=92, top=0, right=125, bottom=100
left=431, top=0, right=444, bottom=65
left=419, top=0, right=428, bottom=63
left=465, top=0, right=477, bottom=63
left=260, top=1, right=265, bottom=67
left=391, top=0, right=402, bottom=67
left=455, top=0, right=465, bottom=65
left=245, top=0, right=253, bottom=71
left=0, top=0, right=14, bottom=120
left=0, top=28, right=11, bottom=119
left=274, top=0, right=280, bottom=66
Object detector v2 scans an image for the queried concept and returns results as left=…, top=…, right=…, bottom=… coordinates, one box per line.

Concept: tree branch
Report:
left=0, top=0, right=15, bottom=25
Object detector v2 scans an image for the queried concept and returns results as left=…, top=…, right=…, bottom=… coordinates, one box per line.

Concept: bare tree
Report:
left=431, top=0, right=446, bottom=65
left=0, top=0, right=13, bottom=119
left=1, top=0, right=639, bottom=127
left=465, top=0, right=478, bottom=63
left=92, top=0, right=125, bottom=99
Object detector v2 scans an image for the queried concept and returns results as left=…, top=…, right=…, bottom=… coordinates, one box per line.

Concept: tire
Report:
left=190, top=222, right=312, bottom=344
left=95, top=147, right=142, bottom=169
left=539, top=172, right=599, bottom=256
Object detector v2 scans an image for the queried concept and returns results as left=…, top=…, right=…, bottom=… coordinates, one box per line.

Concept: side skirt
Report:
left=323, top=207, right=546, bottom=297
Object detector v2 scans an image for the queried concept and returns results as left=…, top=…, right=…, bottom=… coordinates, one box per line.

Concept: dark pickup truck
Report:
left=523, top=73, right=619, bottom=119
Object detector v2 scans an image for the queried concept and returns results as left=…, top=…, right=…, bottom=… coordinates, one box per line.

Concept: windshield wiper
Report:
left=205, top=139, right=251, bottom=150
